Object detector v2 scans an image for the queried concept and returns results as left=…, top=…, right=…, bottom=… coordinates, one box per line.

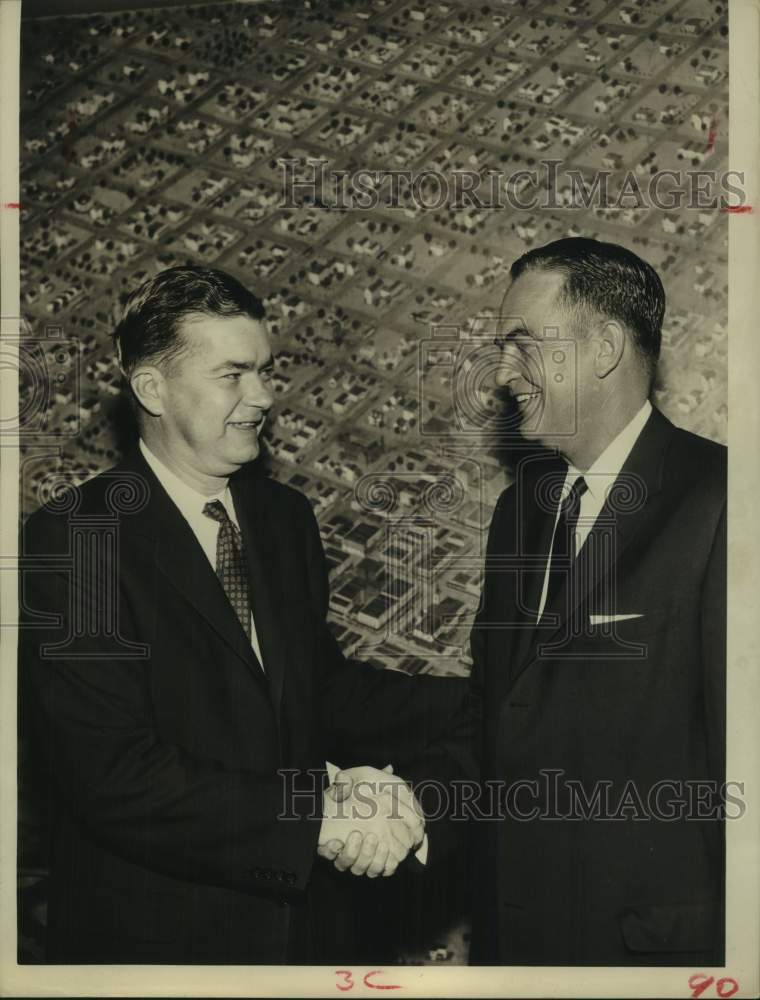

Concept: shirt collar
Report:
left=565, top=400, right=652, bottom=501
left=139, top=438, right=231, bottom=523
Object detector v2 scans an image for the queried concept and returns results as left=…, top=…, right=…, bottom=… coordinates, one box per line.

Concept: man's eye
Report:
left=496, top=331, right=531, bottom=351
left=494, top=334, right=519, bottom=349
left=223, top=372, right=242, bottom=380
left=260, top=367, right=274, bottom=380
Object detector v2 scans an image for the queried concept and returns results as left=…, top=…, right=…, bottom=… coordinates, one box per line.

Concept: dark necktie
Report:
left=545, top=476, right=588, bottom=608
left=202, top=499, right=252, bottom=640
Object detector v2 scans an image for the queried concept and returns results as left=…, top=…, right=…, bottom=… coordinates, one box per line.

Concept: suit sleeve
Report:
left=397, top=494, right=512, bottom=866
left=699, top=494, right=726, bottom=958
left=700, top=497, right=727, bottom=792
left=19, top=510, right=322, bottom=897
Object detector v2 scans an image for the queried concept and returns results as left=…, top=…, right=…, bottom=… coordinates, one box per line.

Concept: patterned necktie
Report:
left=202, top=500, right=252, bottom=640
left=545, top=476, right=588, bottom=607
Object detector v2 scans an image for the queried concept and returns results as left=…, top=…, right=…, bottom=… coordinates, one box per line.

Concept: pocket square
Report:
left=588, top=613, right=644, bottom=625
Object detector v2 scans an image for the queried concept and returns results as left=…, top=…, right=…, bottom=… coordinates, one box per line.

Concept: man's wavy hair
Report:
left=509, top=237, right=665, bottom=386
left=113, top=265, right=265, bottom=380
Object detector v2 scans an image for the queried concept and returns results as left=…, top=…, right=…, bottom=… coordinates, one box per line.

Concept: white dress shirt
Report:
left=139, top=439, right=265, bottom=667
left=536, top=400, right=652, bottom=622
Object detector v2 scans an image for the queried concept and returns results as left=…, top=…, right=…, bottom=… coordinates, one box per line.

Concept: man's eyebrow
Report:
left=495, top=324, right=531, bottom=343
left=211, top=356, right=276, bottom=372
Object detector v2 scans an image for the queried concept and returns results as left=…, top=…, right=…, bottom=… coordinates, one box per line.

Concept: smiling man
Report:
left=131, top=312, right=274, bottom=486
left=410, top=237, right=727, bottom=965
left=125, top=306, right=275, bottom=492
left=18, top=266, right=460, bottom=964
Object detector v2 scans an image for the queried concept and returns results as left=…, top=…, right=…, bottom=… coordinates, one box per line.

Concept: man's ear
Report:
left=129, top=366, right=165, bottom=417
left=594, top=321, right=625, bottom=378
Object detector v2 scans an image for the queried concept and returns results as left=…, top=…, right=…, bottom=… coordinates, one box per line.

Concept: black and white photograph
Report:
left=1, top=0, right=758, bottom=995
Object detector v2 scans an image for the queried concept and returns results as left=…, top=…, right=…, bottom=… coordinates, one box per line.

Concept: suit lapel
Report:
left=118, top=449, right=266, bottom=687
left=513, top=408, right=674, bottom=679
left=231, top=470, right=290, bottom=719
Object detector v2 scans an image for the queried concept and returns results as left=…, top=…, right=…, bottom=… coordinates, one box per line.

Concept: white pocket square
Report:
left=588, top=613, right=644, bottom=625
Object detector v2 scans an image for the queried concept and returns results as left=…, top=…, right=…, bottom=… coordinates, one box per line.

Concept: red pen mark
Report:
left=690, top=975, right=716, bottom=999
left=688, top=973, right=739, bottom=998
left=717, top=980, right=740, bottom=998
left=334, top=970, right=402, bottom=992
left=335, top=969, right=354, bottom=991
left=363, top=970, right=402, bottom=990
left=722, top=205, right=753, bottom=214
left=706, top=114, right=718, bottom=152
left=3, top=202, right=21, bottom=210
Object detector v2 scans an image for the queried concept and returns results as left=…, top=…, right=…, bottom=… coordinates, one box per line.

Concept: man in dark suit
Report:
left=18, top=265, right=458, bottom=964
left=408, top=238, right=727, bottom=965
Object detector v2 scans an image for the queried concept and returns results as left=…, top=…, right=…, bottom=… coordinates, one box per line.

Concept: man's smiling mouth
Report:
left=513, top=390, right=542, bottom=404
left=228, top=417, right=265, bottom=430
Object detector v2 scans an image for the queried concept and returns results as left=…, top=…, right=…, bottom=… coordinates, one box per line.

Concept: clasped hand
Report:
left=318, top=765, right=424, bottom=878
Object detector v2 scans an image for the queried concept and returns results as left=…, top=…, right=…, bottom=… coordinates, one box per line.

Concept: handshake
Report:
left=318, top=764, right=425, bottom=878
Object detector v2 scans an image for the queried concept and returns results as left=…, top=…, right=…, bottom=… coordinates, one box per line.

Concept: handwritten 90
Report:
left=689, top=974, right=739, bottom=998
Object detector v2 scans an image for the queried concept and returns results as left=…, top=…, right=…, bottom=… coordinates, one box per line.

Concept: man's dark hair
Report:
left=114, top=265, right=265, bottom=377
left=509, top=237, right=665, bottom=382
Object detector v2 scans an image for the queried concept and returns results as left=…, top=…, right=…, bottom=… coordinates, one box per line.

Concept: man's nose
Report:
left=494, top=345, right=521, bottom=388
left=242, top=374, right=274, bottom=409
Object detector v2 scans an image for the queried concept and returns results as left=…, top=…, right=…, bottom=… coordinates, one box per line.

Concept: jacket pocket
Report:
left=619, top=901, right=717, bottom=953
left=587, top=608, right=672, bottom=638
